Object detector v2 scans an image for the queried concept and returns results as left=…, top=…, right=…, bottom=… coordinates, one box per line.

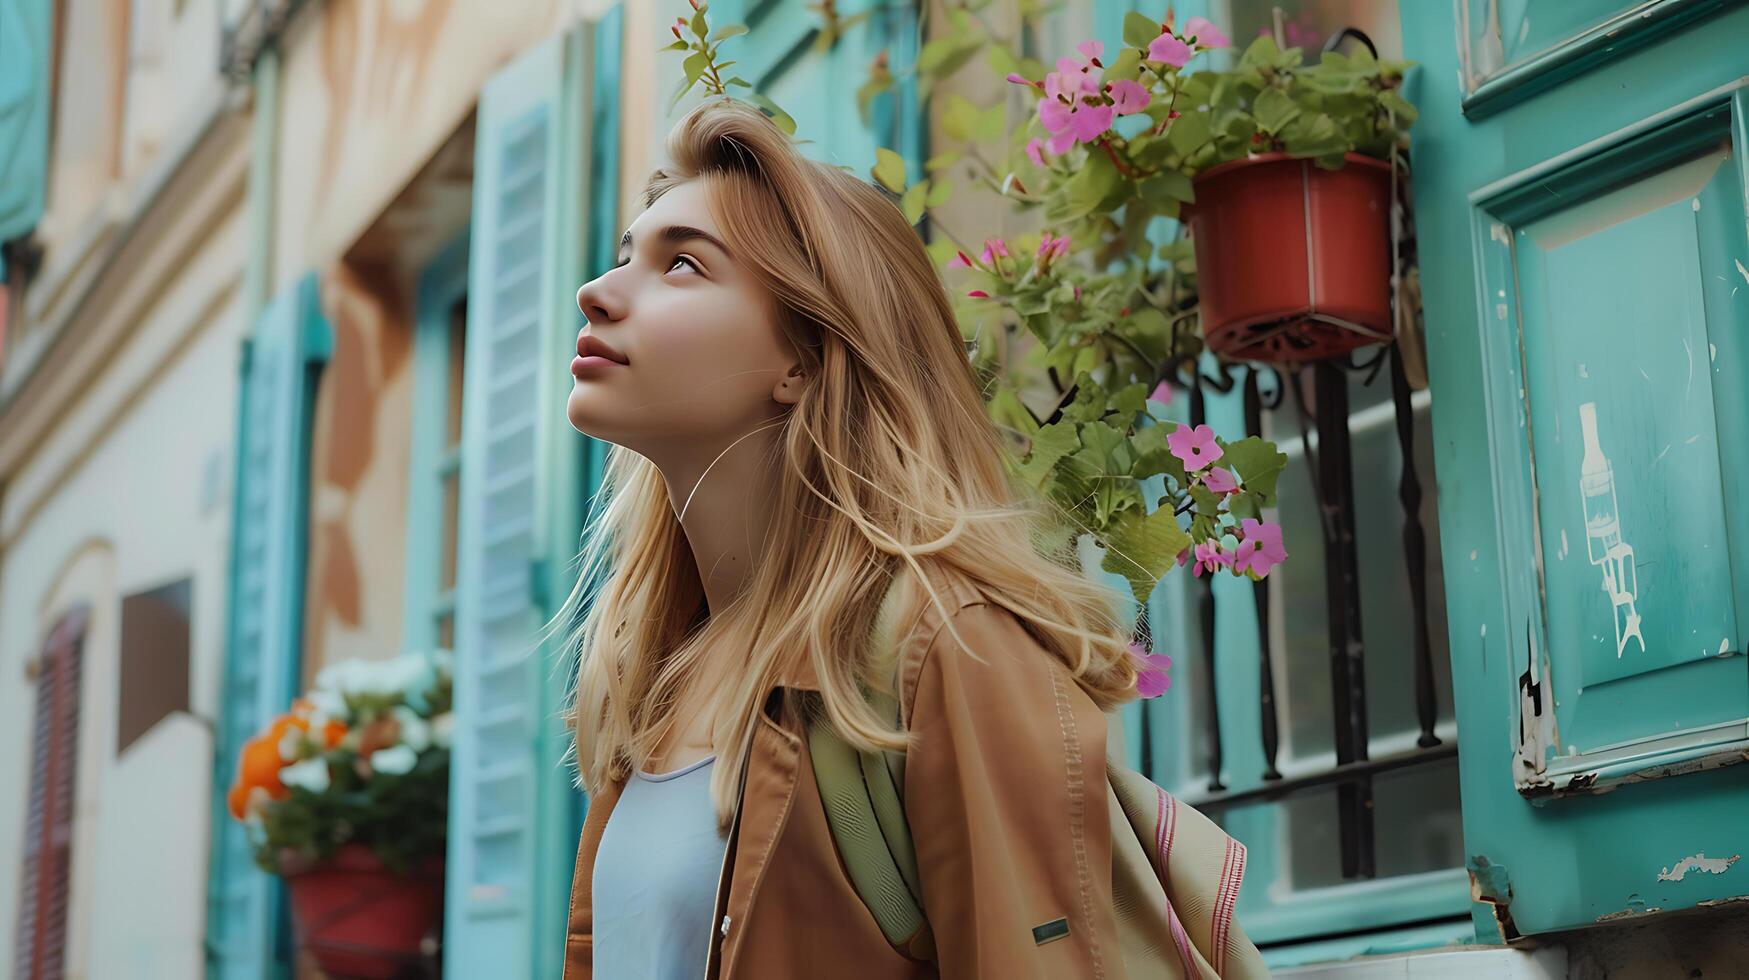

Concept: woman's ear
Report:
left=773, top=363, right=806, bottom=406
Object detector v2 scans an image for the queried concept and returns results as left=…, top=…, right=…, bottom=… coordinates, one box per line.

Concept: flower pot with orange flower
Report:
left=226, top=650, right=454, bottom=979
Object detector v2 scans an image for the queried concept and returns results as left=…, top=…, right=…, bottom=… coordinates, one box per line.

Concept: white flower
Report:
left=277, top=724, right=306, bottom=762
left=306, top=688, right=349, bottom=724
left=280, top=757, right=331, bottom=794
left=391, top=706, right=431, bottom=752
left=370, top=744, right=418, bottom=776
left=430, top=712, right=454, bottom=749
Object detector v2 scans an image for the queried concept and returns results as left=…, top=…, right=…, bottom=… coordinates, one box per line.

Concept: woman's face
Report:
left=569, top=178, right=800, bottom=459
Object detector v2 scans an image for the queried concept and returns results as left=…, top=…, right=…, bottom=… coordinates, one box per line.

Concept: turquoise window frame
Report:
left=403, top=228, right=472, bottom=656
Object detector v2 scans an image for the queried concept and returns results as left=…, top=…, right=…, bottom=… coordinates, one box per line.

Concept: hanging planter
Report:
left=1182, top=152, right=1395, bottom=363
left=285, top=843, right=445, bottom=979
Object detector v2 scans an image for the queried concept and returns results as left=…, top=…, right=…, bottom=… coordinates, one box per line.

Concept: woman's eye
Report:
left=668, top=255, right=699, bottom=274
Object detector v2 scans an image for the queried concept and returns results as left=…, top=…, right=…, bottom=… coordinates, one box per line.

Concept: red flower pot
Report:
left=285, top=844, right=444, bottom=979
left=1182, top=152, right=1395, bottom=363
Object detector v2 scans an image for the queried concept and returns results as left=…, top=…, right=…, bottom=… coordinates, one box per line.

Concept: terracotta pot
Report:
left=1182, top=152, right=1395, bottom=362
left=284, top=844, right=444, bottom=979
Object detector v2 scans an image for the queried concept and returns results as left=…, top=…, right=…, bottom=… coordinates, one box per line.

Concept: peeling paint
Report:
left=1490, top=222, right=1512, bottom=246
left=1467, top=855, right=1520, bottom=942
left=1657, top=853, right=1739, bottom=882
left=1736, top=257, right=1749, bottom=286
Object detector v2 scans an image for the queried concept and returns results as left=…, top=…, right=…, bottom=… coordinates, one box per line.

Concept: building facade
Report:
left=2, top=1, right=1747, bottom=978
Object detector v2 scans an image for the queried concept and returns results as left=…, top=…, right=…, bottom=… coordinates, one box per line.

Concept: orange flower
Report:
left=321, top=720, right=346, bottom=749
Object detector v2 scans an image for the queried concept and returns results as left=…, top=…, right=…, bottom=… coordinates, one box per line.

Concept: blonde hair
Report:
left=546, top=96, right=1139, bottom=829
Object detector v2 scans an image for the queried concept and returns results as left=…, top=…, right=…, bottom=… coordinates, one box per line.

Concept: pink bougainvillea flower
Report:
left=947, top=249, right=975, bottom=269
left=1192, top=539, right=1230, bottom=578
left=1129, top=640, right=1172, bottom=698
left=967, top=289, right=991, bottom=299
left=1036, top=40, right=1119, bottom=153
left=1105, top=78, right=1151, bottom=115
left=1182, top=16, right=1230, bottom=49
left=1036, top=233, right=1070, bottom=263
left=1202, top=466, right=1238, bottom=494
left=978, top=238, right=1010, bottom=265
left=1006, top=71, right=1040, bottom=89
left=1175, top=545, right=1191, bottom=567
left=1234, top=518, right=1289, bottom=577
left=1167, top=423, right=1224, bottom=469
left=1025, top=137, right=1049, bottom=167
left=1149, top=380, right=1173, bottom=404
left=1147, top=32, right=1193, bottom=67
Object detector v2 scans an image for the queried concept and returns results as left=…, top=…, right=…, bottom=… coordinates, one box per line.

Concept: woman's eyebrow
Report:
left=616, top=225, right=733, bottom=263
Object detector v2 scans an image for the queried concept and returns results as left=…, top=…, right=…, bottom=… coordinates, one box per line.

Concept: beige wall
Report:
left=271, top=0, right=576, bottom=294
left=0, top=197, right=246, bottom=979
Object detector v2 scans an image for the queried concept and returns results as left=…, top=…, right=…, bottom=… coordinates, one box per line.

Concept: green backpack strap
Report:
left=807, top=576, right=927, bottom=947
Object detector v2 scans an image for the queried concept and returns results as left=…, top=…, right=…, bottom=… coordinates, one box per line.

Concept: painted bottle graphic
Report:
left=1578, top=402, right=1644, bottom=657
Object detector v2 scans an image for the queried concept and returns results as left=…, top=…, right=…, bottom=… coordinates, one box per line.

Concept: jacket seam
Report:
left=1049, top=657, right=1104, bottom=979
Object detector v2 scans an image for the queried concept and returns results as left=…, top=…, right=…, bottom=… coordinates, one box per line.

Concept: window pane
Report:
left=1374, top=760, right=1464, bottom=878
left=446, top=296, right=468, bottom=447
left=441, top=468, right=460, bottom=593
left=1282, top=788, right=1345, bottom=889
left=1263, top=366, right=1453, bottom=764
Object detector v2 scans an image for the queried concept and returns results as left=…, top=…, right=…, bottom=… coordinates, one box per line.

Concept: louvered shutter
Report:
left=444, top=20, right=598, bottom=979
left=204, top=274, right=332, bottom=980
left=0, top=0, right=53, bottom=250
left=12, top=607, right=89, bottom=980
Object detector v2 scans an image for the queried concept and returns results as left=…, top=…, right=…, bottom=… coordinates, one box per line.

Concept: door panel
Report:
left=1402, top=0, right=1749, bottom=939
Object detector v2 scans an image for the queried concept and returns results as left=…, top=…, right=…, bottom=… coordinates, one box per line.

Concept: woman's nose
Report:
left=576, top=278, right=617, bottom=323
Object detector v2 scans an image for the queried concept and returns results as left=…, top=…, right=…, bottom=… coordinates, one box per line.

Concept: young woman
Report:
left=554, top=96, right=1259, bottom=979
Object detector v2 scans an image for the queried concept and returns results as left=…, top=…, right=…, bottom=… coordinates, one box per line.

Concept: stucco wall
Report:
left=0, top=200, right=245, bottom=979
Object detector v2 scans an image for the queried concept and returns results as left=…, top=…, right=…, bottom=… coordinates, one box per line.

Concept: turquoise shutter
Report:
left=0, top=0, right=53, bottom=252
left=205, top=274, right=332, bottom=980
left=444, top=19, right=600, bottom=977
left=1404, top=1, right=1749, bottom=938
left=713, top=0, right=925, bottom=171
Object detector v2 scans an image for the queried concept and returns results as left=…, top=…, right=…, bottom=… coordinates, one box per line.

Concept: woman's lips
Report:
left=571, top=355, right=624, bottom=377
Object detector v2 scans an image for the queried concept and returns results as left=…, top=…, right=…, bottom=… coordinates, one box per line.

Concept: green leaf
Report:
left=1221, top=435, right=1288, bottom=505
left=925, top=149, right=962, bottom=172
left=1102, top=47, right=1143, bottom=84
left=1100, top=503, right=1192, bottom=607
left=709, top=23, right=749, bottom=42
left=683, top=50, right=711, bottom=85
left=747, top=92, right=796, bottom=135
left=872, top=147, right=907, bottom=194
left=1378, top=88, right=1419, bottom=125
left=940, top=94, right=981, bottom=141
left=900, top=180, right=929, bottom=224
left=1123, top=10, right=1162, bottom=49
left=1061, top=149, right=1120, bottom=219
left=986, top=44, right=1021, bottom=79
left=690, top=5, right=709, bottom=39
left=925, top=178, right=954, bottom=207
left=1139, top=170, right=1195, bottom=207
left=1017, top=421, right=1079, bottom=487
left=1252, top=87, right=1300, bottom=134
left=976, top=102, right=1007, bottom=142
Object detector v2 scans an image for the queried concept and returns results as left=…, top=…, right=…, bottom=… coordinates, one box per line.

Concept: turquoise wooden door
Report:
left=443, top=11, right=618, bottom=975
left=205, top=274, right=332, bottom=980
left=712, top=0, right=925, bottom=173
left=1402, top=0, right=1749, bottom=938
left=0, top=0, right=51, bottom=252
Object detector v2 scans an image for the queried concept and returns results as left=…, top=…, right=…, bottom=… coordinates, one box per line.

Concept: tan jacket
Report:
left=563, top=572, right=1253, bottom=979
